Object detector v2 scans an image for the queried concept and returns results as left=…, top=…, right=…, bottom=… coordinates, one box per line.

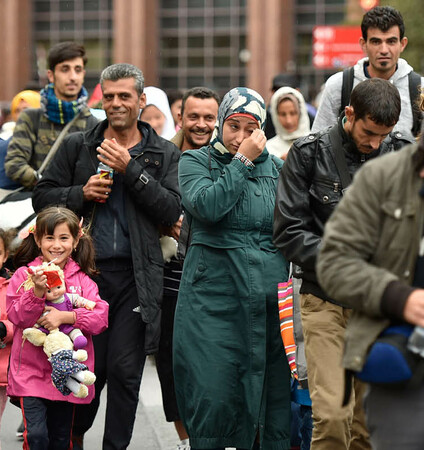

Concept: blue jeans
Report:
left=290, top=402, right=313, bottom=450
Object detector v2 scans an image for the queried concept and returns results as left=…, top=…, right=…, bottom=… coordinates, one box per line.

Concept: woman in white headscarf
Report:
left=267, top=86, right=310, bottom=160
left=141, top=86, right=176, bottom=140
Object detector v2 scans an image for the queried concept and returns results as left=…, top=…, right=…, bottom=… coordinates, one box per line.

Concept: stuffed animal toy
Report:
left=22, top=262, right=96, bottom=349
left=23, top=328, right=96, bottom=398
left=160, top=235, right=178, bottom=263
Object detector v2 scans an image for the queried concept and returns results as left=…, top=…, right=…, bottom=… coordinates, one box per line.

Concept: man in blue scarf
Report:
left=5, top=41, right=98, bottom=189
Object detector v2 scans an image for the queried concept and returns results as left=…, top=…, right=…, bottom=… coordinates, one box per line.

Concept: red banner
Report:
left=313, top=26, right=364, bottom=69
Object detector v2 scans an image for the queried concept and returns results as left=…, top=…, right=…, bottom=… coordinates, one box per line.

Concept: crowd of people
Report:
left=0, top=5, right=423, bottom=450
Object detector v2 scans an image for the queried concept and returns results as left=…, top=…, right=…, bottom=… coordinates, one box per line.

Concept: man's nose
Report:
left=111, top=96, right=121, bottom=107
left=370, top=137, right=381, bottom=150
left=196, top=117, right=206, bottom=129
left=380, top=42, right=389, bottom=54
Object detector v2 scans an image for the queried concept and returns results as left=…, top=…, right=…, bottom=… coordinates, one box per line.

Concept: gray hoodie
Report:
left=312, top=57, right=423, bottom=138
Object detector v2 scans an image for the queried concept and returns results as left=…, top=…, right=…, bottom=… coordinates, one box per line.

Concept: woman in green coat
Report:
left=173, top=87, right=291, bottom=450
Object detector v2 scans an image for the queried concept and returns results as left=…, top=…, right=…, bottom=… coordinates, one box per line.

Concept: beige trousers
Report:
left=300, top=293, right=371, bottom=450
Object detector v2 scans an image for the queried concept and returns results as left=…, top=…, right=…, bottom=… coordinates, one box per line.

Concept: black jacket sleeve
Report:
left=123, top=144, right=181, bottom=226
left=273, top=141, right=322, bottom=271
left=32, top=133, right=89, bottom=214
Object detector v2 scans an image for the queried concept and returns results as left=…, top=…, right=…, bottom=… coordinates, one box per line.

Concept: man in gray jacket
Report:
left=312, top=6, right=423, bottom=138
left=317, top=130, right=424, bottom=449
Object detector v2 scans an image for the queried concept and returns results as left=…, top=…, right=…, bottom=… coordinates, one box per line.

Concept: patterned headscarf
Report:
left=210, top=87, right=267, bottom=154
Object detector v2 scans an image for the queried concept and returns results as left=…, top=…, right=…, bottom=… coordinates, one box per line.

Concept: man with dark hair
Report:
left=5, top=41, right=97, bottom=189
left=172, top=86, right=220, bottom=152
left=317, top=112, right=424, bottom=449
left=154, top=86, right=219, bottom=450
left=313, top=6, right=423, bottom=138
left=32, top=63, right=181, bottom=449
left=273, top=78, right=412, bottom=450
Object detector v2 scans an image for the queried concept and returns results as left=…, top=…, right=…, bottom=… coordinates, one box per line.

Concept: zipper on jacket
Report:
left=314, top=176, right=342, bottom=193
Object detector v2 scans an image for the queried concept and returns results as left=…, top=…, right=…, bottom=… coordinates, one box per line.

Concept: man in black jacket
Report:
left=273, top=78, right=411, bottom=450
left=33, top=63, right=181, bottom=449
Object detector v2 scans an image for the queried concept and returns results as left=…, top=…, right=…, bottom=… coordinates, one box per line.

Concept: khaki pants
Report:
left=300, top=293, right=371, bottom=450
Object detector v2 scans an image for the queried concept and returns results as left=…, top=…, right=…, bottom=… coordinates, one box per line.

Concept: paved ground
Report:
left=1, top=356, right=178, bottom=449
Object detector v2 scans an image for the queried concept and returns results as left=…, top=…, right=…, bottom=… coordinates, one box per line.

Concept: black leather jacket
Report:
left=273, top=118, right=413, bottom=303
left=33, top=119, right=181, bottom=353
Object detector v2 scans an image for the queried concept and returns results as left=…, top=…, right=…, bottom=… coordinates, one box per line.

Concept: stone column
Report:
left=0, top=0, right=31, bottom=100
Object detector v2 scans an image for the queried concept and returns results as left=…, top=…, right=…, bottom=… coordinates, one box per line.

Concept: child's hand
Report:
left=84, top=300, right=96, bottom=311
left=37, top=306, right=75, bottom=331
left=31, top=269, right=48, bottom=298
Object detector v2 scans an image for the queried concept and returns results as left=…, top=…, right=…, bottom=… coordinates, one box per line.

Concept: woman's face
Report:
left=222, top=116, right=260, bottom=155
left=277, top=99, right=299, bottom=133
left=140, top=105, right=166, bottom=136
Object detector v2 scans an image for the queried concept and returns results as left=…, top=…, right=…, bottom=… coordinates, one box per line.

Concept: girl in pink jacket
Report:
left=0, top=228, right=15, bottom=448
left=7, top=206, right=109, bottom=449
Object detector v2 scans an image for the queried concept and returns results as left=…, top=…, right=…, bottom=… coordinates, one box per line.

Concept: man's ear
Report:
left=400, top=36, right=408, bottom=53
left=345, top=105, right=354, bottom=122
left=177, top=112, right=183, bottom=128
left=359, top=37, right=367, bottom=54
left=47, top=69, right=55, bottom=84
left=139, top=93, right=146, bottom=110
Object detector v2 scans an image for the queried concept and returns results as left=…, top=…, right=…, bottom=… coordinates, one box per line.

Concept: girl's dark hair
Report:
left=14, top=206, right=98, bottom=276
left=0, top=228, right=16, bottom=253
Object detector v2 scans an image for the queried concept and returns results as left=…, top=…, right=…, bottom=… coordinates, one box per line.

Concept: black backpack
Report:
left=339, top=66, right=422, bottom=137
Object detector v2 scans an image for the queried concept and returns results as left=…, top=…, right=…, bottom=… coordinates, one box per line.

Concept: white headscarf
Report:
left=143, top=86, right=175, bottom=140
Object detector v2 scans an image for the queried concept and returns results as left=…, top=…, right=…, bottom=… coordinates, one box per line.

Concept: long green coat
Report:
left=174, top=147, right=291, bottom=450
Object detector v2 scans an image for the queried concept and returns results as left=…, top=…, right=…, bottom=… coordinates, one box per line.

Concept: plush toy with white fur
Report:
left=23, top=328, right=96, bottom=398
left=160, top=235, right=178, bottom=263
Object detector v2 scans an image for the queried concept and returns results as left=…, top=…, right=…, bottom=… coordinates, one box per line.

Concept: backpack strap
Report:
left=327, top=125, right=352, bottom=192
left=408, top=71, right=423, bottom=137
left=339, top=67, right=354, bottom=115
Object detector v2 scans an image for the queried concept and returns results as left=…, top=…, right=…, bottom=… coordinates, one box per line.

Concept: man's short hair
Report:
left=361, top=6, right=405, bottom=41
left=48, top=42, right=87, bottom=71
left=100, top=63, right=144, bottom=97
left=350, top=78, right=401, bottom=127
left=181, top=87, right=220, bottom=117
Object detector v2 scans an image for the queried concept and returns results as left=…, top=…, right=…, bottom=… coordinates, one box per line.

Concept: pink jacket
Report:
left=6, top=257, right=109, bottom=403
left=0, top=276, right=13, bottom=386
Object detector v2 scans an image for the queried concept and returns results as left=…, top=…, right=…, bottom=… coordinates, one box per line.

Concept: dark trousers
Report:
left=155, top=293, right=180, bottom=422
left=21, top=397, right=74, bottom=450
left=73, top=267, right=147, bottom=449
left=191, top=445, right=259, bottom=450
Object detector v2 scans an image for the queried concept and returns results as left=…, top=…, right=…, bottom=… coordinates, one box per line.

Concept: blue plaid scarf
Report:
left=40, top=83, right=88, bottom=125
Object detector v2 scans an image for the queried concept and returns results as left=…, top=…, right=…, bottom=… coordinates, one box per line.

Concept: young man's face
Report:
left=344, top=107, right=394, bottom=154
left=102, top=78, right=146, bottom=131
left=47, top=57, right=86, bottom=101
left=360, top=26, right=407, bottom=78
left=179, top=96, right=218, bottom=151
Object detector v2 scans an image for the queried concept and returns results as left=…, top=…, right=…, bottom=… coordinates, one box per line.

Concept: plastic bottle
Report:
left=407, top=326, right=424, bottom=358
left=96, top=162, right=114, bottom=203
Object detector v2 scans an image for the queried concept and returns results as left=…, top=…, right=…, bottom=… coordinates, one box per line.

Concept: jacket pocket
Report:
left=380, top=200, right=416, bottom=250
left=309, top=177, right=341, bottom=221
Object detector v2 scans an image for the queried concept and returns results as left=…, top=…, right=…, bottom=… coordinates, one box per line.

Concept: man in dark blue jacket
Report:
left=33, top=63, right=181, bottom=450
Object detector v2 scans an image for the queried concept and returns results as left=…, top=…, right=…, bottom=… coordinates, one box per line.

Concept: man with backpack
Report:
left=273, top=79, right=412, bottom=450
left=5, top=42, right=97, bottom=189
left=312, top=6, right=423, bottom=138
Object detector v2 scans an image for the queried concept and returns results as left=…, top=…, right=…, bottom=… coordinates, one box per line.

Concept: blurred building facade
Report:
left=0, top=0, right=364, bottom=103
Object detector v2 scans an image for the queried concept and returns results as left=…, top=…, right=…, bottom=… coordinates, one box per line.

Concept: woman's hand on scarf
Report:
left=238, top=129, right=266, bottom=162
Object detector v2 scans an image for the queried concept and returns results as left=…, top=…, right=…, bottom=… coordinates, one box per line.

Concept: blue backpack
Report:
left=356, top=324, right=424, bottom=386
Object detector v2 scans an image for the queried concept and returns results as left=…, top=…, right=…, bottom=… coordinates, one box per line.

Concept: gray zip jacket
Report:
left=312, top=57, right=423, bottom=138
